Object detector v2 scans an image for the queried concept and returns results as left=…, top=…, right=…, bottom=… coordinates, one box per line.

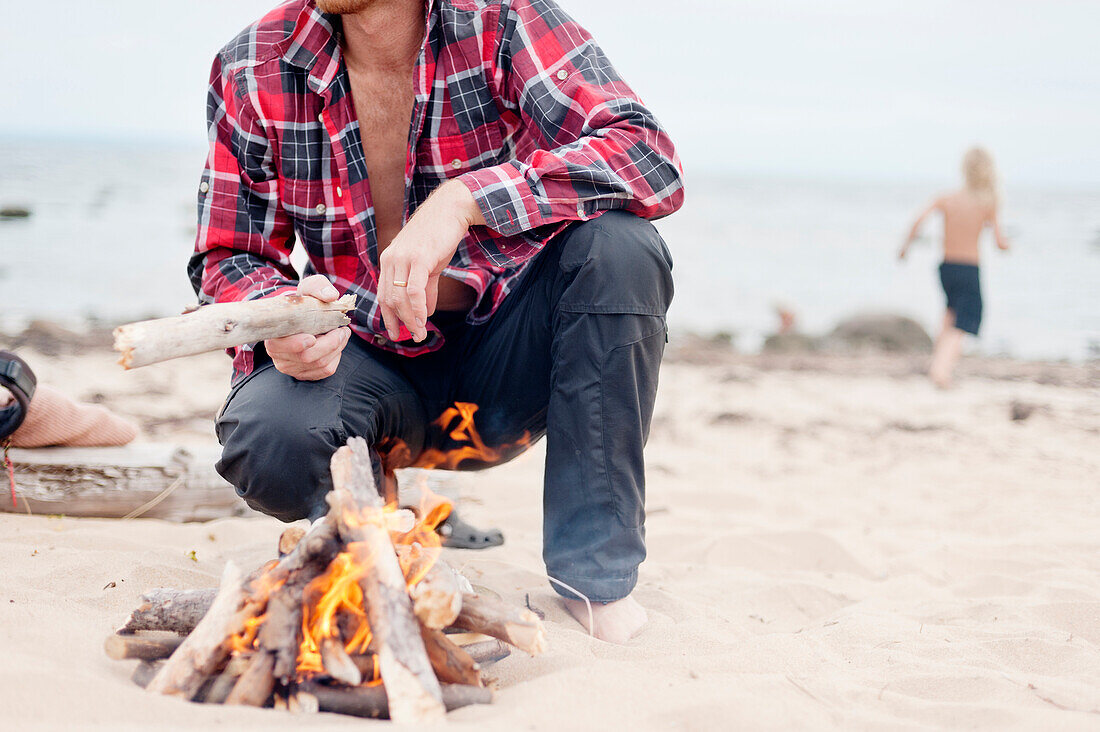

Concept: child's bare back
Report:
left=901, top=187, right=1008, bottom=264
left=936, top=189, right=999, bottom=264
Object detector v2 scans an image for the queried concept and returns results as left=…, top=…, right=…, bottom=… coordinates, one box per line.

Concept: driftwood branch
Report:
left=410, top=559, right=463, bottom=630
left=4, top=444, right=240, bottom=522
left=130, top=660, right=162, bottom=690
left=320, top=637, right=362, bottom=687
left=329, top=440, right=445, bottom=724
left=421, top=627, right=482, bottom=687
left=461, top=638, right=512, bottom=666
left=119, top=587, right=216, bottom=635
left=200, top=656, right=250, bottom=704
left=224, top=652, right=276, bottom=707
left=452, top=593, right=548, bottom=656
left=114, top=294, right=355, bottom=369
left=105, top=632, right=184, bottom=661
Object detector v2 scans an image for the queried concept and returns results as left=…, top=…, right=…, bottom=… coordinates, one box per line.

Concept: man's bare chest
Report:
left=346, top=67, right=416, bottom=246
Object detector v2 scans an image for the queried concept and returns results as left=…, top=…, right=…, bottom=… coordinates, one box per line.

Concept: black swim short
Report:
left=939, top=262, right=982, bottom=335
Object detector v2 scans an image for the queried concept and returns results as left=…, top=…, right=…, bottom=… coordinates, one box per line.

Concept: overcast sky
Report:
left=2, top=0, right=1098, bottom=186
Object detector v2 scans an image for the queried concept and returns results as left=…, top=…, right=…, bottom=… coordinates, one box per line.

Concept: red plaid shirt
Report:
left=189, top=0, right=684, bottom=379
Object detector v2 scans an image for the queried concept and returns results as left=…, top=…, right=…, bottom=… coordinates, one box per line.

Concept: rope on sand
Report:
left=121, top=474, right=186, bottom=520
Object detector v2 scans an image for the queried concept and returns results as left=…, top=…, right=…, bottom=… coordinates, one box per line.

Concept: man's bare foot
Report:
left=562, top=595, right=647, bottom=644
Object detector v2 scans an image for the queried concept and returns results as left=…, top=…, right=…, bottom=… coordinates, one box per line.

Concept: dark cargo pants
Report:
left=215, top=211, right=673, bottom=602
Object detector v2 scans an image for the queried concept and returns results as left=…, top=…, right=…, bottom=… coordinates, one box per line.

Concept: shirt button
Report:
left=318, top=112, right=324, bottom=123
left=336, top=186, right=342, bottom=197
left=374, top=335, right=388, bottom=346
left=199, top=181, right=209, bottom=194
left=451, top=158, right=463, bottom=170
left=315, top=203, right=326, bottom=215
left=556, top=69, right=568, bottom=81
left=577, top=204, right=585, bottom=218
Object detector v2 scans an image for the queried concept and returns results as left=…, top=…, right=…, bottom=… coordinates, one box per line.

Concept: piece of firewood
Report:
left=260, top=569, right=314, bottom=683
left=133, top=660, right=230, bottom=703
left=114, top=293, right=355, bottom=369
left=278, top=526, right=306, bottom=557
left=131, top=660, right=162, bottom=689
left=119, top=588, right=217, bottom=635
left=349, top=653, right=379, bottom=680
left=105, top=632, right=184, bottom=661
left=451, top=593, right=548, bottom=656
left=297, top=682, right=492, bottom=719
left=293, top=691, right=321, bottom=714
left=421, top=627, right=482, bottom=687
left=329, top=439, right=445, bottom=724
left=410, top=560, right=463, bottom=630
left=259, top=515, right=342, bottom=593
left=200, top=655, right=250, bottom=704
left=320, top=637, right=362, bottom=687
left=145, top=561, right=249, bottom=699
left=224, top=651, right=276, bottom=707
left=461, top=638, right=512, bottom=666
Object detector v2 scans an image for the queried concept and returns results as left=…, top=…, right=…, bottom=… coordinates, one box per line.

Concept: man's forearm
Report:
left=438, top=178, right=486, bottom=229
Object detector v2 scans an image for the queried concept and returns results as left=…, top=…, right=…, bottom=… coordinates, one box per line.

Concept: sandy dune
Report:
left=1, top=344, right=1097, bottom=729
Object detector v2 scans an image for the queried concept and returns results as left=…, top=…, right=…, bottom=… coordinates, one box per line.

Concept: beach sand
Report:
left=1, top=338, right=1098, bottom=729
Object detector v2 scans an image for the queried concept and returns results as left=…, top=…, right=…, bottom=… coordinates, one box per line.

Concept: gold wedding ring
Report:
left=392, top=280, right=408, bottom=287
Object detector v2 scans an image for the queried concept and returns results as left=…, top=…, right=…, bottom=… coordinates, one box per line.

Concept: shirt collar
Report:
left=283, top=0, right=437, bottom=94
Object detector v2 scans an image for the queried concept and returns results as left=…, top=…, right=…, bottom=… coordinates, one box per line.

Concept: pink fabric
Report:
left=9, top=385, right=137, bottom=448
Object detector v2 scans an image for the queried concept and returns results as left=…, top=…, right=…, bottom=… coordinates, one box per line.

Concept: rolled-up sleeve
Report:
left=458, top=0, right=685, bottom=267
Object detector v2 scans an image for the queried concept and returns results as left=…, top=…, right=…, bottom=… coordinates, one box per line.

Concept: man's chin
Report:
left=315, top=0, right=374, bottom=13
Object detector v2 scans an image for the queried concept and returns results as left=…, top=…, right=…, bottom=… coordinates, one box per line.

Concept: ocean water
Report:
left=1, top=140, right=1098, bottom=361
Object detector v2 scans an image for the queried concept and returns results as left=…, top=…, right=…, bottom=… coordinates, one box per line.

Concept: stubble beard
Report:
left=315, top=0, right=375, bottom=13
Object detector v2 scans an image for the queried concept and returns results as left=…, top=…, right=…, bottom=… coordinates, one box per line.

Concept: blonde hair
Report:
left=962, top=146, right=999, bottom=208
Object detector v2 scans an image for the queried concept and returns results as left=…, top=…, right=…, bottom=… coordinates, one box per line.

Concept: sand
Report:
left=1, top=340, right=1098, bottom=730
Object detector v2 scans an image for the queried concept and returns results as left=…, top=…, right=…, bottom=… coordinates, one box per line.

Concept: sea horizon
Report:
left=2, top=138, right=1097, bottom=362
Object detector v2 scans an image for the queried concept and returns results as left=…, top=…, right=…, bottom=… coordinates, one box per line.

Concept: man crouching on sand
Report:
left=188, top=0, right=684, bottom=643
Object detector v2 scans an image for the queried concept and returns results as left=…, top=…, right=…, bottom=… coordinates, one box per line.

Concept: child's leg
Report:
left=929, top=309, right=964, bottom=388
left=932, top=309, right=953, bottom=351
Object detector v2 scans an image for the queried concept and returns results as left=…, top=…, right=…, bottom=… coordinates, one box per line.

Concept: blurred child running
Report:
left=899, top=147, right=1010, bottom=387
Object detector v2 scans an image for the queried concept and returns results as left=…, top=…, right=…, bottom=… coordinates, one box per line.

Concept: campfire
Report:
left=105, top=437, right=546, bottom=722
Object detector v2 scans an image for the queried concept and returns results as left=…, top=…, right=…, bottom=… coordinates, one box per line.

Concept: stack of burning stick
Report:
left=105, top=437, right=546, bottom=723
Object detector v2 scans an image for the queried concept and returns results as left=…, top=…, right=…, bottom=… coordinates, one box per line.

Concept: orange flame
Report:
left=292, top=483, right=453, bottom=682
left=229, top=612, right=267, bottom=654
left=414, top=402, right=530, bottom=470
left=296, top=551, right=372, bottom=675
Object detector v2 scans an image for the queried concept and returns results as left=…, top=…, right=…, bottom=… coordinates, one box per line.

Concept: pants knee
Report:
left=215, top=385, right=345, bottom=522
left=559, top=211, right=674, bottom=314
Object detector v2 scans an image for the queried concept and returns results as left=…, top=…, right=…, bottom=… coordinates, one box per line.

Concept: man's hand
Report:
left=377, top=180, right=485, bottom=342
left=265, top=275, right=351, bottom=381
